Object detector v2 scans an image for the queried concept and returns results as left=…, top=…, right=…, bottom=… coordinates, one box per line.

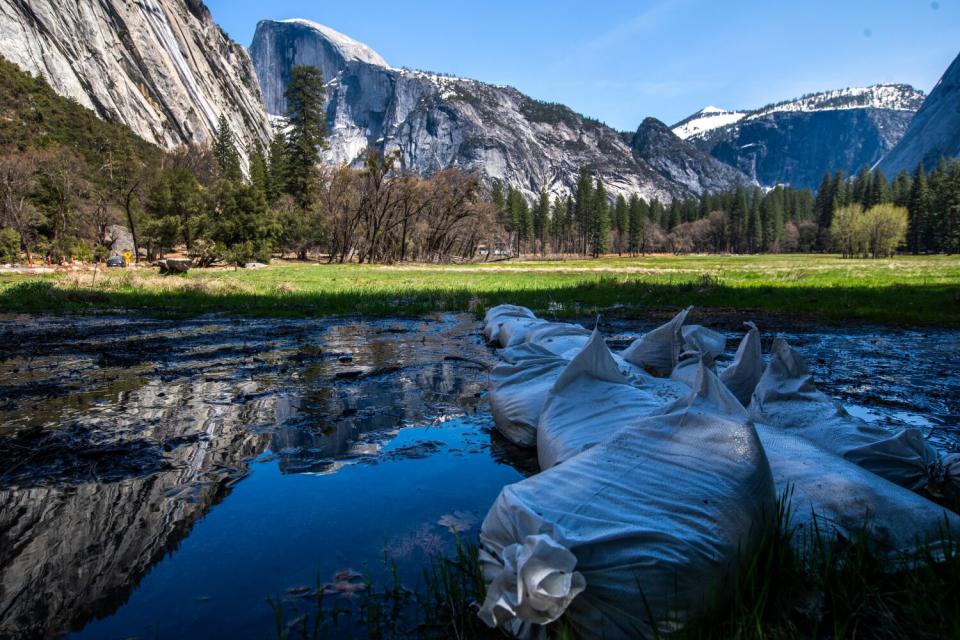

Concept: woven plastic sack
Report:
left=521, top=322, right=593, bottom=359
left=538, top=330, right=680, bottom=470
left=755, top=422, right=960, bottom=556
left=750, top=339, right=960, bottom=495
left=489, top=344, right=568, bottom=448
left=620, top=307, right=692, bottom=376
left=484, top=305, right=538, bottom=346
left=479, top=365, right=775, bottom=639
left=719, top=322, right=763, bottom=406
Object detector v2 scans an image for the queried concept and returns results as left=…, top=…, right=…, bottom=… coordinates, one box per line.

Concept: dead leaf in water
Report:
left=438, top=510, right=478, bottom=533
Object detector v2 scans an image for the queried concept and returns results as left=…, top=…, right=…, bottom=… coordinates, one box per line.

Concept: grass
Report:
left=1, top=254, right=959, bottom=325
left=267, top=498, right=960, bottom=640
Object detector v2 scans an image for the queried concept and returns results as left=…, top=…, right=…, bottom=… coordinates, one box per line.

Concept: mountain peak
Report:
left=276, top=19, right=388, bottom=68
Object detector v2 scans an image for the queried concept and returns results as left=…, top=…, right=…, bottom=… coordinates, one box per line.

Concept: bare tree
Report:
left=0, top=151, right=41, bottom=263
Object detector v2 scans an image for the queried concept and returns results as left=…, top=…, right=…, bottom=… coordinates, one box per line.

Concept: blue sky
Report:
left=207, top=0, right=960, bottom=131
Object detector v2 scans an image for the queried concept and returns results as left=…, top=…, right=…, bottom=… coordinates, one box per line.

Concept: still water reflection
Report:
left=0, top=314, right=956, bottom=639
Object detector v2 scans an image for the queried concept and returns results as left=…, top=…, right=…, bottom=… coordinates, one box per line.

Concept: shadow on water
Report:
left=0, top=314, right=516, bottom=639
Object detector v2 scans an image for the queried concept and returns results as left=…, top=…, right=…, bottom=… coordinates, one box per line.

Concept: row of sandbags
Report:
left=478, top=305, right=960, bottom=639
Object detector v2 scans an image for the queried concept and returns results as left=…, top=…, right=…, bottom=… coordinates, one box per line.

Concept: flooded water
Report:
left=0, top=314, right=957, bottom=639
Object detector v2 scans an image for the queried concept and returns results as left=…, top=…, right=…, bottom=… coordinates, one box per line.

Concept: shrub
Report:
left=0, top=227, right=20, bottom=263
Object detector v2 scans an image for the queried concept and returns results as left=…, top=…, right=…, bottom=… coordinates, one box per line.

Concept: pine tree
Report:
left=551, top=197, right=567, bottom=253
left=729, top=185, right=748, bottom=252
left=814, top=172, right=833, bottom=229
left=247, top=140, right=268, bottom=201
left=869, top=169, right=889, bottom=207
left=892, top=171, right=912, bottom=208
left=266, top=132, right=289, bottom=203
left=649, top=199, right=663, bottom=229
left=628, top=194, right=645, bottom=255
left=284, top=66, right=326, bottom=210
left=907, top=164, right=929, bottom=254
left=748, top=187, right=763, bottom=252
left=534, top=188, right=550, bottom=255
left=852, top=166, right=871, bottom=206
left=590, top=178, right=610, bottom=257
left=573, top=169, right=594, bottom=255
left=213, top=114, right=242, bottom=182
left=613, top=195, right=628, bottom=255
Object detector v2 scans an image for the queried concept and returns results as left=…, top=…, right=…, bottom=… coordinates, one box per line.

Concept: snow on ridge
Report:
left=281, top=19, right=388, bottom=68
left=672, top=108, right=747, bottom=140
left=672, top=84, right=924, bottom=141
left=748, top=84, right=925, bottom=118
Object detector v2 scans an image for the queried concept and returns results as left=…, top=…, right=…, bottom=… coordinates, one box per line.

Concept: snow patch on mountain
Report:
left=673, top=84, right=925, bottom=142
left=672, top=108, right=747, bottom=140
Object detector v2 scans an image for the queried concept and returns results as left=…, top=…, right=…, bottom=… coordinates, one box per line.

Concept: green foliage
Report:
left=590, top=178, right=610, bottom=257
left=0, top=56, right=159, bottom=175
left=205, top=180, right=279, bottom=266
left=0, top=227, right=20, bottom=263
left=213, top=114, right=242, bottom=181
left=284, top=66, right=327, bottom=210
left=832, top=204, right=908, bottom=258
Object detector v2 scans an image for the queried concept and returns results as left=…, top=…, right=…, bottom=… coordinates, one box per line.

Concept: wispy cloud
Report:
left=564, top=0, right=690, bottom=63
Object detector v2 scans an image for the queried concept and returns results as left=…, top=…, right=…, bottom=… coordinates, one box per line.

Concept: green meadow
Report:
left=1, top=254, right=958, bottom=325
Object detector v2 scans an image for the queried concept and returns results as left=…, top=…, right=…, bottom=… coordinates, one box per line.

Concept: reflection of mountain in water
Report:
left=0, top=314, right=494, bottom=638
left=0, top=376, right=275, bottom=638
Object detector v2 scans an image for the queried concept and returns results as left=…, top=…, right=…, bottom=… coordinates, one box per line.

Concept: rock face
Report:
left=0, top=0, right=271, bottom=164
left=630, top=118, right=752, bottom=196
left=250, top=19, right=749, bottom=201
left=879, top=52, right=960, bottom=176
left=675, top=85, right=925, bottom=189
left=105, top=225, right=135, bottom=258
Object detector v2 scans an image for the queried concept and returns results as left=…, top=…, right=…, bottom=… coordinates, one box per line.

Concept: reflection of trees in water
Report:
left=270, top=361, right=487, bottom=474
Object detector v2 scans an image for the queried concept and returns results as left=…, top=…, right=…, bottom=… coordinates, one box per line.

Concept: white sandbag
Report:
left=489, top=344, right=568, bottom=448
left=521, top=322, right=592, bottom=359
left=719, top=322, right=763, bottom=406
left=537, top=330, right=678, bottom=470
left=755, top=422, right=960, bottom=556
left=479, top=365, right=776, bottom=639
left=498, top=317, right=550, bottom=349
left=750, top=339, right=960, bottom=495
left=620, top=306, right=692, bottom=376
left=669, top=325, right=726, bottom=388
left=484, top=305, right=538, bottom=346
left=681, top=325, right=726, bottom=361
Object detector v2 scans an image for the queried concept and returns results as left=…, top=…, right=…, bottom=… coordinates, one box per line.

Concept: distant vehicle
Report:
left=106, top=256, right=126, bottom=268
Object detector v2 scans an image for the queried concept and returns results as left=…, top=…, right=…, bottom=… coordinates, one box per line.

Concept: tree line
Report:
left=490, top=160, right=960, bottom=258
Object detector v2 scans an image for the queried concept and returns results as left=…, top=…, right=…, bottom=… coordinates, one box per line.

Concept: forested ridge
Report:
left=1, top=56, right=959, bottom=266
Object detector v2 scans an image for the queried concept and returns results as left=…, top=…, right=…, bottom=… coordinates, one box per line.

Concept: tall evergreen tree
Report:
left=627, top=194, right=645, bottom=255
left=284, top=66, right=326, bottom=210
left=266, top=131, right=289, bottom=204
left=612, top=194, right=628, bottom=255
left=729, top=185, right=748, bottom=252
left=534, top=189, right=550, bottom=255
left=590, top=178, right=610, bottom=257
left=907, top=164, right=929, bottom=254
left=213, top=114, right=242, bottom=182
left=247, top=140, right=268, bottom=201
left=573, top=169, right=594, bottom=255
left=551, top=197, right=568, bottom=253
